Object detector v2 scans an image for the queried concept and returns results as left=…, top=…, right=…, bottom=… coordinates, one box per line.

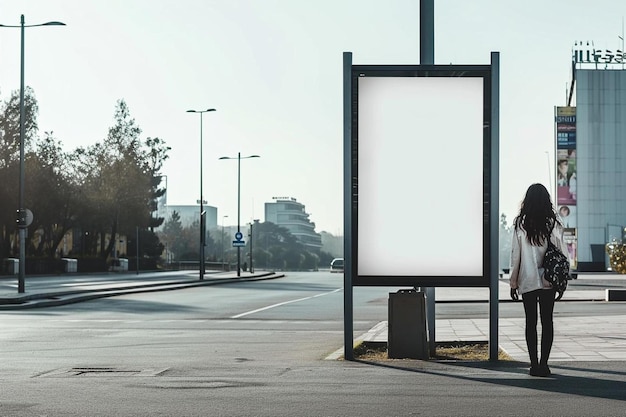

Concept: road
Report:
left=2, top=271, right=626, bottom=416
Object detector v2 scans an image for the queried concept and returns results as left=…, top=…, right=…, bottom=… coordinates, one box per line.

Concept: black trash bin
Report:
left=388, top=289, right=428, bottom=359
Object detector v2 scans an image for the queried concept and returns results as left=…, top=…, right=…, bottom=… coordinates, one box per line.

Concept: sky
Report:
left=0, top=0, right=625, bottom=236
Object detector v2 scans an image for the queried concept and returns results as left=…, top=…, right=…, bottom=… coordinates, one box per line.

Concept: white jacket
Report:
left=509, top=223, right=569, bottom=295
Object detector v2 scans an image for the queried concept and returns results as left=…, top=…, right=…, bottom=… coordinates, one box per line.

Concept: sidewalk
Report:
left=0, top=270, right=283, bottom=310
left=359, top=275, right=626, bottom=362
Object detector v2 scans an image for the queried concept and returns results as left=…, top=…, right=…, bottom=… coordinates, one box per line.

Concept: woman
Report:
left=509, top=183, right=569, bottom=377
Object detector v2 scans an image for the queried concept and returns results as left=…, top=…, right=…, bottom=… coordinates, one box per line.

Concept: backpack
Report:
left=542, top=239, right=570, bottom=296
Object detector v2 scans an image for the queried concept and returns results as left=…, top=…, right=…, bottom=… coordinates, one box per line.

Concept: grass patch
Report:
left=353, top=341, right=513, bottom=362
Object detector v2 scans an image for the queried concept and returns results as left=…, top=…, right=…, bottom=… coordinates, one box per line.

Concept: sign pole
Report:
left=420, top=0, right=437, bottom=357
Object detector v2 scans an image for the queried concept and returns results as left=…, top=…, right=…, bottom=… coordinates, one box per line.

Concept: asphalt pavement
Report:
left=2, top=270, right=626, bottom=416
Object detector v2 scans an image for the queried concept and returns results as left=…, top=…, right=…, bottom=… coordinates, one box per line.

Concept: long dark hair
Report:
left=513, top=183, right=560, bottom=246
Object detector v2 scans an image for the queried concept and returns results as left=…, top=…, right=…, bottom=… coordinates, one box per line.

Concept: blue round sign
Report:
left=235, top=232, right=243, bottom=241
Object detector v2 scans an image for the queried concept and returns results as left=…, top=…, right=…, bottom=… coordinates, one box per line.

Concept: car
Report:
left=330, top=258, right=344, bottom=273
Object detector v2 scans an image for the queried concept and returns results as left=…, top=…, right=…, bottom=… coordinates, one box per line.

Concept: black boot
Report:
left=537, top=361, right=551, bottom=377
left=529, top=354, right=540, bottom=376
left=529, top=364, right=541, bottom=376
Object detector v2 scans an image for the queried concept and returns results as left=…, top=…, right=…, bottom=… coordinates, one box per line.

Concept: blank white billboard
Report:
left=357, top=76, right=484, bottom=277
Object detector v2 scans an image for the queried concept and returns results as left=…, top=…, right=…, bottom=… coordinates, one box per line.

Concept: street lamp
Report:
left=187, top=108, right=216, bottom=280
left=219, top=152, right=260, bottom=277
left=0, top=15, right=65, bottom=293
left=221, top=215, right=228, bottom=271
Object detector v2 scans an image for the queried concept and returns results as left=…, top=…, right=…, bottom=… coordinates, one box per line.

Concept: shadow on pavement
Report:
left=1, top=298, right=206, bottom=315
left=355, top=359, right=626, bottom=402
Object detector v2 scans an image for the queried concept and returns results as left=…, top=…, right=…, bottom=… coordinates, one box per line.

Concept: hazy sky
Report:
left=0, top=0, right=624, bottom=235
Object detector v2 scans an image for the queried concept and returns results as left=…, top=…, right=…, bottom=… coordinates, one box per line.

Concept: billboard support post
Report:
left=343, top=51, right=354, bottom=361
left=489, top=51, right=500, bottom=361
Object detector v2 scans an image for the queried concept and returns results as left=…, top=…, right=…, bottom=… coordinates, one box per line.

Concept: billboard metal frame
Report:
left=349, top=63, right=493, bottom=288
left=343, top=52, right=500, bottom=360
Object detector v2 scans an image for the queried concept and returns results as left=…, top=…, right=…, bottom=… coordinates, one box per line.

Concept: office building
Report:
left=556, top=44, right=626, bottom=271
left=264, top=197, right=322, bottom=252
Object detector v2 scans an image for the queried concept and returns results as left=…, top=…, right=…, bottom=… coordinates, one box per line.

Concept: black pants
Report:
left=522, top=288, right=556, bottom=365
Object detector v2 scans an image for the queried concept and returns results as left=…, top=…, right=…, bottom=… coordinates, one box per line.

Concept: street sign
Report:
left=233, top=231, right=245, bottom=247
left=16, top=208, right=34, bottom=227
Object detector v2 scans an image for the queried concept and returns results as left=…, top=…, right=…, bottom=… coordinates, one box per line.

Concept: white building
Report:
left=264, top=197, right=322, bottom=252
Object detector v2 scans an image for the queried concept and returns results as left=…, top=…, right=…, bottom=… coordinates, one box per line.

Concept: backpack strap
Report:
left=547, top=221, right=555, bottom=246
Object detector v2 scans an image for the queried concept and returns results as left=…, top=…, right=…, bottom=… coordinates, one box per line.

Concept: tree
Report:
left=71, top=100, right=169, bottom=260
left=252, top=247, right=272, bottom=269
left=0, top=87, right=39, bottom=258
left=284, top=248, right=305, bottom=270
left=158, top=212, right=219, bottom=264
left=160, top=211, right=184, bottom=261
left=318, top=251, right=336, bottom=268
left=0, top=91, right=171, bottom=271
left=178, top=219, right=201, bottom=261
left=127, top=228, right=164, bottom=259
left=248, top=221, right=320, bottom=271
left=143, top=137, right=170, bottom=232
left=253, top=221, right=299, bottom=248
left=98, top=100, right=150, bottom=258
left=27, top=132, right=79, bottom=257
left=0, top=87, right=38, bottom=168
left=301, top=250, right=320, bottom=270
left=320, top=231, right=343, bottom=258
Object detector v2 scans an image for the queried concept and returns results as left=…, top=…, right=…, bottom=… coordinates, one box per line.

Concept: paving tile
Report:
left=362, top=313, right=626, bottom=362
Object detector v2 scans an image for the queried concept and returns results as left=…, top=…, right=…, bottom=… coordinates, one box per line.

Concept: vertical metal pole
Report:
left=420, top=0, right=436, bottom=356
left=248, top=220, right=254, bottom=273
left=221, top=219, right=225, bottom=271
left=136, top=226, right=139, bottom=275
left=199, top=113, right=205, bottom=280
left=489, top=51, right=501, bottom=362
left=18, top=15, right=26, bottom=293
left=343, top=51, right=354, bottom=360
left=237, top=152, right=241, bottom=277
left=420, top=0, right=434, bottom=64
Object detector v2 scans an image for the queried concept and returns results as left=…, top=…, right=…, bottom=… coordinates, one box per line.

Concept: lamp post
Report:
left=219, top=152, right=260, bottom=277
left=221, top=215, right=228, bottom=271
left=187, top=108, right=216, bottom=280
left=0, top=15, right=65, bottom=293
left=249, top=219, right=259, bottom=273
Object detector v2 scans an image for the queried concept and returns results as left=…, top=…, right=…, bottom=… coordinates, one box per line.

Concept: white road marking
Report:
left=231, top=288, right=342, bottom=319
left=60, top=280, right=176, bottom=289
